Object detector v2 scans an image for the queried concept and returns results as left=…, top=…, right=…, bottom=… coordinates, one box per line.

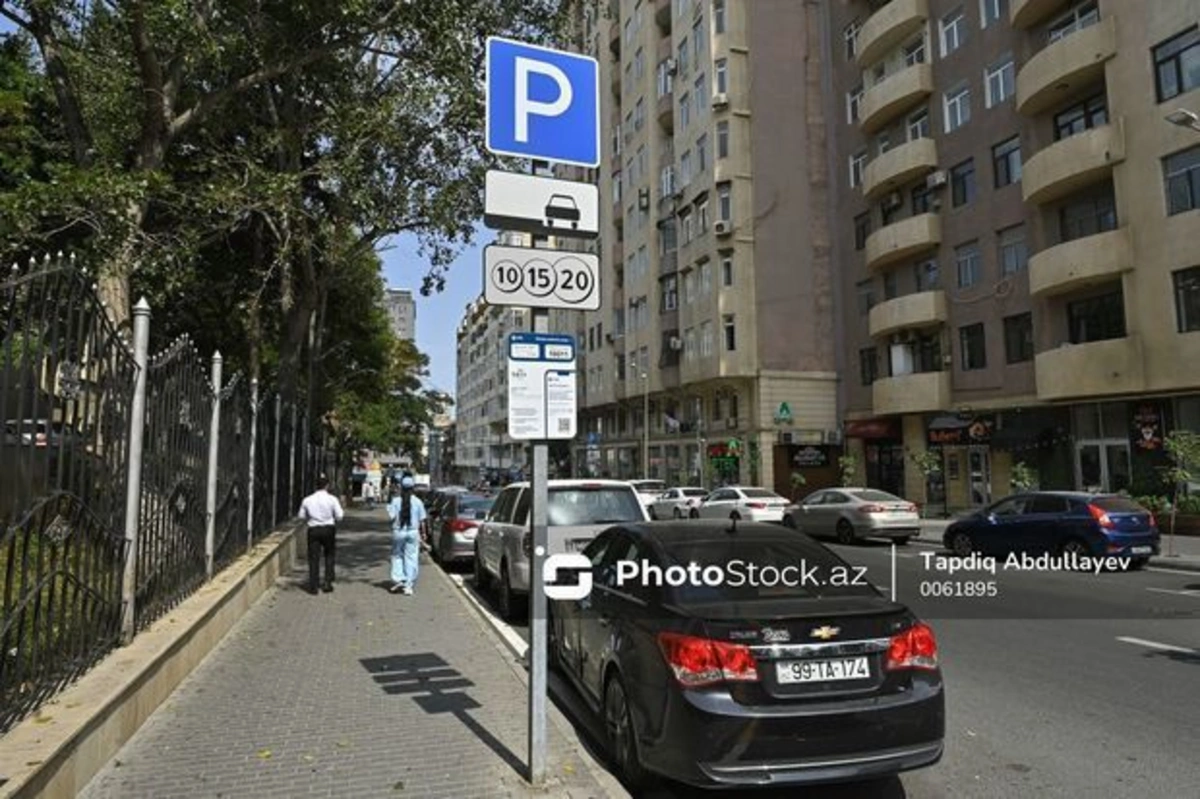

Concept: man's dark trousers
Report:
left=307, top=524, right=336, bottom=591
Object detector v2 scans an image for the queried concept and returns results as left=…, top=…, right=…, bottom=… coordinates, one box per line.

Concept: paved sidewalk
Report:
left=80, top=508, right=615, bottom=799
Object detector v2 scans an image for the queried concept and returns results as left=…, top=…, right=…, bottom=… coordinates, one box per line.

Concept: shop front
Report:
left=845, top=419, right=905, bottom=497
left=772, top=443, right=839, bottom=499
left=707, top=440, right=742, bottom=486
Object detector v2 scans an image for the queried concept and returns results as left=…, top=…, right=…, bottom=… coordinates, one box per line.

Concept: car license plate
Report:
left=776, top=657, right=870, bottom=684
left=1131, top=546, right=1152, bottom=555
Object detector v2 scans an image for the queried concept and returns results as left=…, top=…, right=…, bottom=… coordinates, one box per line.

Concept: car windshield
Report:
left=1090, top=496, right=1148, bottom=513
left=682, top=489, right=708, bottom=497
left=662, top=536, right=877, bottom=605
left=548, top=487, right=644, bottom=526
left=459, top=497, right=494, bottom=516
left=741, top=488, right=781, bottom=499
left=849, top=489, right=903, bottom=502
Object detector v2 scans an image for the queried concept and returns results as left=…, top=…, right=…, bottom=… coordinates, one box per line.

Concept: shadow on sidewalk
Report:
left=360, top=653, right=526, bottom=780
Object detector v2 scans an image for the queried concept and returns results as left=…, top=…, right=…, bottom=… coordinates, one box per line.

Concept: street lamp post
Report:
left=1166, top=108, right=1200, bottom=133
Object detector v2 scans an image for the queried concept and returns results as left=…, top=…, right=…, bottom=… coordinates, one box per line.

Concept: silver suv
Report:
left=473, top=479, right=647, bottom=620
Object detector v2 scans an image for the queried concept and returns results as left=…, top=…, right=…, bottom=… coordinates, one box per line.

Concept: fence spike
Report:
left=43, top=253, right=50, bottom=264
left=28, top=256, right=36, bottom=268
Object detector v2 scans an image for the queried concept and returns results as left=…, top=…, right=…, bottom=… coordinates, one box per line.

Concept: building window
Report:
left=694, top=73, right=706, bottom=114
left=684, top=327, right=696, bottom=361
left=716, top=120, right=729, bottom=158
left=662, top=275, right=679, bottom=311
left=1174, top=266, right=1200, bottom=333
left=860, top=347, right=879, bottom=386
left=679, top=92, right=691, bottom=128
left=1154, top=27, right=1199, bottom=102
left=1049, top=1, right=1099, bottom=44
left=723, top=315, right=736, bottom=351
left=904, top=37, right=927, bottom=66
left=980, top=0, right=1008, bottom=27
left=944, top=85, right=971, bottom=132
left=683, top=269, right=695, bottom=303
left=678, top=38, right=689, bottom=75
left=1068, top=290, right=1125, bottom=343
left=634, top=97, right=645, bottom=130
left=1054, top=94, right=1107, bottom=141
left=940, top=8, right=966, bottom=57
left=908, top=108, right=930, bottom=140
left=714, top=0, right=726, bottom=34
left=850, top=151, right=867, bottom=188
left=693, top=17, right=705, bottom=60
left=854, top=212, right=872, bottom=250
left=680, top=149, right=692, bottom=186
left=721, top=256, right=734, bottom=286
left=877, top=133, right=892, bottom=156
left=697, top=134, right=708, bottom=172
left=699, top=260, right=713, bottom=294
left=657, top=60, right=674, bottom=97
left=915, top=259, right=941, bottom=291
left=950, top=159, right=976, bottom=207
left=959, top=323, right=987, bottom=370
left=998, top=224, right=1028, bottom=274
left=912, top=184, right=935, bottom=214
left=883, top=270, right=898, bottom=300
left=1059, top=191, right=1117, bottom=242
left=856, top=278, right=876, bottom=314
left=847, top=86, right=863, bottom=124
left=845, top=19, right=861, bottom=60
left=1003, top=313, right=1033, bottom=363
left=717, top=182, right=732, bottom=221
left=955, top=241, right=981, bottom=288
left=992, top=136, right=1022, bottom=187
left=698, top=200, right=710, bottom=233
left=1164, top=145, right=1200, bottom=216
left=700, top=321, right=713, bottom=357
left=715, top=59, right=728, bottom=94
left=985, top=58, right=1015, bottom=107
left=681, top=209, right=694, bottom=243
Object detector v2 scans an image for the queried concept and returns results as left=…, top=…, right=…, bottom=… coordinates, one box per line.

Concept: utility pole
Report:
left=642, top=370, right=650, bottom=477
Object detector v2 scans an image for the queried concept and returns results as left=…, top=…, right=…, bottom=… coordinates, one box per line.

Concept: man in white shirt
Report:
left=299, top=475, right=345, bottom=594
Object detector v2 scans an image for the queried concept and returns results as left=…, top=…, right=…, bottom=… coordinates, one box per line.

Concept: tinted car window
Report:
left=683, top=489, right=708, bottom=497
left=513, top=489, right=532, bottom=525
left=849, top=489, right=903, bottom=502
left=459, top=497, right=494, bottom=518
left=1090, top=496, right=1148, bottom=513
left=825, top=492, right=850, bottom=504
left=547, top=487, right=644, bottom=526
left=583, top=528, right=618, bottom=565
left=664, top=536, right=877, bottom=605
left=1027, top=495, right=1069, bottom=514
left=989, top=496, right=1028, bottom=516
left=491, top=488, right=519, bottom=522
left=741, top=488, right=780, bottom=499
left=801, top=491, right=826, bottom=505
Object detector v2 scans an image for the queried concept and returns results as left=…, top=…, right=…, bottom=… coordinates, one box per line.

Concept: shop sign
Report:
left=1131, top=403, right=1163, bottom=451
left=791, top=446, right=829, bottom=468
left=774, top=402, right=793, bottom=425
left=927, top=416, right=994, bottom=446
left=844, top=419, right=900, bottom=439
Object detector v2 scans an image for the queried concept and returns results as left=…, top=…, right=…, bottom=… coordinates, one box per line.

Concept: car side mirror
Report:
left=986, top=512, right=997, bottom=524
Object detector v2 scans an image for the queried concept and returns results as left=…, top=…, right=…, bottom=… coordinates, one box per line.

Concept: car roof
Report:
left=620, top=520, right=815, bottom=547
left=501, top=479, right=636, bottom=489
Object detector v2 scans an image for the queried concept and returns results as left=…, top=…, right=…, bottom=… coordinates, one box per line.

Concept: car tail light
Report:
left=1149, top=512, right=1157, bottom=529
left=905, top=503, right=917, bottom=513
left=885, top=623, right=938, bottom=672
left=860, top=504, right=886, bottom=514
left=450, top=518, right=478, bottom=533
left=1087, top=504, right=1116, bottom=529
left=522, top=532, right=532, bottom=557
left=745, top=501, right=766, bottom=509
left=657, top=632, right=759, bottom=687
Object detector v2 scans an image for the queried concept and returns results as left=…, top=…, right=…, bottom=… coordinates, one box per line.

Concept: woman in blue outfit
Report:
left=387, top=476, right=427, bottom=594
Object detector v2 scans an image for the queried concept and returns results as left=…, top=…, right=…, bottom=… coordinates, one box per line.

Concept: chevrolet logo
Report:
left=810, top=625, right=840, bottom=640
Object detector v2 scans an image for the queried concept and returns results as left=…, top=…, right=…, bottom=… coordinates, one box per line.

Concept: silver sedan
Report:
left=648, top=487, right=709, bottom=519
left=785, top=487, right=919, bottom=545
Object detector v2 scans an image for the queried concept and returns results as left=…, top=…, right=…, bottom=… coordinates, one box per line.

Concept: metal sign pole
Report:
left=528, top=306, right=549, bottom=786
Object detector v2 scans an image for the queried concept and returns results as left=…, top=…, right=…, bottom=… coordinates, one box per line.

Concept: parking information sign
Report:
left=485, top=37, right=600, bottom=167
left=484, top=244, right=600, bottom=311
left=507, top=332, right=577, bottom=440
left=484, top=170, right=599, bottom=239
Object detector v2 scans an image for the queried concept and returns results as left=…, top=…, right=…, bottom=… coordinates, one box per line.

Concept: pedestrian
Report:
left=387, top=476, right=427, bottom=595
left=298, top=474, right=344, bottom=594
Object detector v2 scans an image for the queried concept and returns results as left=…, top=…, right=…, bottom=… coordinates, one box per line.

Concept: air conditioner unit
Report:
left=714, top=220, right=732, bottom=236
left=665, top=58, right=677, bottom=76
left=669, top=336, right=683, bottom=350
left=711, top=93, right=729, bottom=110
left=926, top=170, right=947, bottom=189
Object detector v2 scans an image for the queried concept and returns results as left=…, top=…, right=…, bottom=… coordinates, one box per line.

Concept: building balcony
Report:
left=655, top=0, right=671, bottom=32
left=1016, top=16, right=1116, bottom=116
left=1022, top=120, right=1124, bottom=205
left=865, top=212, right=941, bottom=271
left=659, top=248, right=678, bottom=274
left=860, top=63, right=933, bottom=134
left=863, top=138, right=939, bottom=201
left=1029, top=227, right=1132, bottom=298
left=1010, top=0, right=1070, bottom=29
left=656, top=91, right=674, bottom=131
left=857, top=0, right=929, bottom=69
left=868, top=290, right=948, bottom=338
left=1035, top=336, right=1145, bottom=401
left=609, top=20, right=621, bottom=57
left=872, top=371, right=951, bottom=416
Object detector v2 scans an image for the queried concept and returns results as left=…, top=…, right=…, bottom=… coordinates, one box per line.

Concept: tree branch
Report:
left=24, top=7, right=94, bottom=166
left=127, top=0, right=169, bottom=170
left=0, top=3, right=32, bottom=32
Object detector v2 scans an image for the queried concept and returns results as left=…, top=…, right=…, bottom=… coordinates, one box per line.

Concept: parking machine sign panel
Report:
left=485, top=37, right=600, bottom=167
left=508, top=333, right=577, bottom=440
left=484, top=244, right=600, bottom=311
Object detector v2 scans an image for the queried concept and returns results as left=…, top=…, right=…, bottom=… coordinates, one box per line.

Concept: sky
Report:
left=379, top=231, right=484, bottom=403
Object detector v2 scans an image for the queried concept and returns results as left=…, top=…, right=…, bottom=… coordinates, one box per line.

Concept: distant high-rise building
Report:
left=384, top=287, right=416, bottom=341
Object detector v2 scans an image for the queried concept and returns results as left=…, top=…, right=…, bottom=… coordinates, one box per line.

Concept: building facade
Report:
left=556, top=0, right=842, bottom=493
left=826, top=0, right=1200, bottom=511
left=384, top=287, right=416, bottom=341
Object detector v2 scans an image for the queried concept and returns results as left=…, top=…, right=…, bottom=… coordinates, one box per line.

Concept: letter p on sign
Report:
left=486, top=37, right=600, bottom=168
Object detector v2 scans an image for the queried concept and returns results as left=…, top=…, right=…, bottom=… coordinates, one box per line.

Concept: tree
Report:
left=907, top=448, right=943, bottom=517
left=1161, top=429, right=1200, bottom=554
left=838, top=454, right=858, bottom=488
left=1010, top=461, right=1037, bottom=492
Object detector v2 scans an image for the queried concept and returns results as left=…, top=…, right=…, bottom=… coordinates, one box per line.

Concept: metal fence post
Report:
left=288, top=402, right=297, bottom=514
left=120, top=298, right=151, bottom=644
left=247, top=377, right=259, bottom=549
left=272, top=393, right=282, bottom=527
left=205, top=351, right=223, bottom=579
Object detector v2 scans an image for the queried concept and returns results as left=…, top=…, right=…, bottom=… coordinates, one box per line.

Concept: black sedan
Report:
left=548, top=521, right=945, bottom=791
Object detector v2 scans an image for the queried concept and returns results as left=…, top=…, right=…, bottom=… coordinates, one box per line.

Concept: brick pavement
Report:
left=79, top=508, right=615, bottom=799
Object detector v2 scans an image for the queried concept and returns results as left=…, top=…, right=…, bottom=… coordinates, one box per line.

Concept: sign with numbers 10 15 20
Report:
left=483, top=244, right=600, bottom=311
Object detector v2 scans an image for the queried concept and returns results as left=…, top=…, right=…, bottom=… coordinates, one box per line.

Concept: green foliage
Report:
left=1162, top=430, right=1200, bottom=493
left=1010, top=461, right=1037, bottom=492
left=837, top=455, right=858, bottom=487
left=907, top=448, right=942, bottom=478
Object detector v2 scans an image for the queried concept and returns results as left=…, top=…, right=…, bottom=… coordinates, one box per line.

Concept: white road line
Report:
left=1146, top=587, right=1200, bottom=598
left=1147, top=566, right=1200, bottom=576
left=1116, top=636, right=1198, bottom=655
left=449, top=573, right=529, bottom=659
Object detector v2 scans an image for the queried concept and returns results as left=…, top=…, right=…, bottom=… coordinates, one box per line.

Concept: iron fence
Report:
left=0, top=255, right=339, bottom=732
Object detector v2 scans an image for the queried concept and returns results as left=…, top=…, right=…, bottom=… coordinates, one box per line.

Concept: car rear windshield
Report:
left=548, top=487, right=644, bottom=526
left=741, top=488, right=781, bottom=499
left=849, top=489, right=904, bottom=502
left=460, top=497, right=494, bottom=514
left=1090, top=496, right=1149, bottom=514
left=661, top=536, right=877, bottom=604
left=683, top=489, right=708, bottom=497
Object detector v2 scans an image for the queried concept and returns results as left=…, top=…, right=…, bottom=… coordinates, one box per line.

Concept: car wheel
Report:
left=673, top=507, right=684, bottom=519
left=783, top=515, right=796, bottom=529
left=473, top=545, right=490, bottom=589
left=836, top=519, right=855, bottom=545
left=1059, top=538, right=1090, bottom=565
left=949, top=532, right=973, bottom=556
left=893, top=536, right=910, bottom=546
left=689, top=508, right=699, bottom=519
left=605, top=673, right=653, bottom=791
left=498, top=562, right=526, bottom=621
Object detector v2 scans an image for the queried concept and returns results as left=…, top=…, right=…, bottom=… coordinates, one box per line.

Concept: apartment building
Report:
left=827, top=0, right=1200, bottom=511
left=383, top=287, right=416, bottom=341
left=556, top=0, right=841, bottom=491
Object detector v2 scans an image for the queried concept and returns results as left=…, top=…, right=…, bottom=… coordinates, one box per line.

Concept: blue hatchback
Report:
left=942, top=492, right=1159, bottom=568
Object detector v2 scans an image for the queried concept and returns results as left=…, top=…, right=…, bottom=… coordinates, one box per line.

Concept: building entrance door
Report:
left=1075, top=440, right=1131, bottom=493
left=967, top=447, right=991, bottom=507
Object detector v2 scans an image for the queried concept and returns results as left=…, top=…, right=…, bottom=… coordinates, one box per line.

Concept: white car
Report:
left=691, top=486, right=791, bottom=523
left=648, top=487, right=709, bottom=519
left=629, top=479, right=668, bottom=513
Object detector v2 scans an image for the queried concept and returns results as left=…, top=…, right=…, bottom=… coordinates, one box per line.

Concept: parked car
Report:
left=432, top=493, right=495, bottom=565
left=786, top=488, right=919, bottom=545
left=648, top=487, right=709, bottom=520
left=629, top=479, right=668, bottom=514
left=474, top=479, right=648, bottom=619
left=548, top=521, right=945, bottom=790
left=942, top=492, right=1159, bottom=568
left=690, top=486, right=790, bottom=523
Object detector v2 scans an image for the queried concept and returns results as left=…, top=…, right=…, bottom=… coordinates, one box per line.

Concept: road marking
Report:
left=448, top=573, right=529, bottom=659
left=1146, top=587, right=1200, bottom=598
left=1147, top=566, right=1200, bottom=576
left=1116, top=636, right=1197, bottom=655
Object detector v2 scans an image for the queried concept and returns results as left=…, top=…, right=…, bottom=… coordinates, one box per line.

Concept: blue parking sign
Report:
left=486, top=37, right=600, bottom=168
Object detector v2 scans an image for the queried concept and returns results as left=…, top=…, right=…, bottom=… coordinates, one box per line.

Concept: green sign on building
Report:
left=775, top=402, right=793, bottom=424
